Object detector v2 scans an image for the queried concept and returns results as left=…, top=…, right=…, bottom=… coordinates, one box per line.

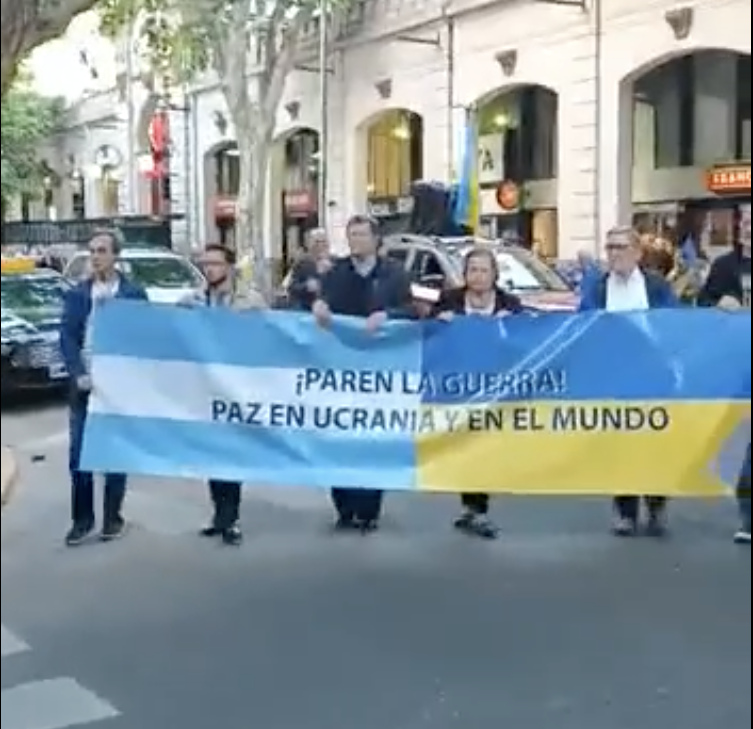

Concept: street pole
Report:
left=317, top=0, right=329, bottom=228
left=125, top=20, right=138, bottom=214
left=592, top=0, right=603, bottom=254
left=444, top=10, right=455, bottom=183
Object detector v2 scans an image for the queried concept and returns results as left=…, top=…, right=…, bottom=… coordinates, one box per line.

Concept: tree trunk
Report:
left=1, top=0, right=100, bottom=98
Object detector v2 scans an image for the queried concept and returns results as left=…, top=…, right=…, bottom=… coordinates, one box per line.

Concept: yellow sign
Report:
left=1, top=258, right=36, bottom=274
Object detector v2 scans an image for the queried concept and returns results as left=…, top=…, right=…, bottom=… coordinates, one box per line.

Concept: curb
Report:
left=1, top=446, right=19, bottom=510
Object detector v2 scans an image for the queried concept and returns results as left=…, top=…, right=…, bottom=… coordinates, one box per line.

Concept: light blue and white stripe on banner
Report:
left=81, top=301, right=422, bottom=489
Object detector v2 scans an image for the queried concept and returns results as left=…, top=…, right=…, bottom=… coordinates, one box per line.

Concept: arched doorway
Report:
left=268, top=126, right=320, bottom=275
left=357, top=109, right=423, bottom=235
left=136, top=95, right=171, bottom=217
left=203, top=140, right=240, bottom=247
left=473, top=84, right=558, bottom=256
left=624, top=49, right=751, bottom=257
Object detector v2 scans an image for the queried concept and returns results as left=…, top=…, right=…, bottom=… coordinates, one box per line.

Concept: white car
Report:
left=63, top=248, right=205, bottom=304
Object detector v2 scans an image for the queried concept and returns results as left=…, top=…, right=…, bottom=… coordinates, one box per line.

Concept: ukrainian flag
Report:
left=453, top=107, right=479, bottom=232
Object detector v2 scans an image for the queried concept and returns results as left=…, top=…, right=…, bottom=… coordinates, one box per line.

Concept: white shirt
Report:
left=83, top=278, right=120, bottom=374
left=605, top=268, right=648, bottom=312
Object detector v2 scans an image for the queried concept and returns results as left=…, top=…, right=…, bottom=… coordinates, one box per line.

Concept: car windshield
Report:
left=68, top=255, right=203, bottom=289
left=454, top=247, right=570, bottom=292
left=1, top=274, right=67, bottom=310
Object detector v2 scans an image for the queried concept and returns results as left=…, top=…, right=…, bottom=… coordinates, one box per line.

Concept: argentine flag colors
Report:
left=81, top=301, right=751, bottom=496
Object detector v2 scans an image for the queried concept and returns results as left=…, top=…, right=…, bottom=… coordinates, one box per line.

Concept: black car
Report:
left=1, top=261, right=70, bottom=395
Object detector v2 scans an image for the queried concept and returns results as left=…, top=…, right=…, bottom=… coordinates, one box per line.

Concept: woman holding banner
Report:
left=435, top=246, right=523, bottom=539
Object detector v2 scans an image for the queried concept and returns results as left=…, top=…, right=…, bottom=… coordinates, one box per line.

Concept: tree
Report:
left=1, top=0, right=103, bottom=98
left=0, top=82, right=63, bottom=210
left=100, top=0, right=338, bottom=295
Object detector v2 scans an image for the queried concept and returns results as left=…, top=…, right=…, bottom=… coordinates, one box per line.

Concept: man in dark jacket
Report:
left=287, top=228, right=331, bottom=310
left=579, top=226, right=678, bottom=537
left=698, top=230, right=751, bottom=544
left=312, top=214, right=412, bottom=532
left=59, top=229, right=148, bottom=546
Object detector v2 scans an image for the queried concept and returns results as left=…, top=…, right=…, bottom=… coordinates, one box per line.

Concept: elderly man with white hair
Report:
left=579, top=226, right=679, bottom=537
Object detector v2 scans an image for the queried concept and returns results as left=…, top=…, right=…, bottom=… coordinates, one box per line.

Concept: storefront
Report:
left=281, top=188, right=317, bottom=269
left=213, top=196, right=237, bottom=248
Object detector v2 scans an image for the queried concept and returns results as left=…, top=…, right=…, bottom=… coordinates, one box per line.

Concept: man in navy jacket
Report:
left=59, top=229, right=147, bottom=546
left=579, top=226, right=678, bottom=536
left=312, top=214, right=412, bottom=532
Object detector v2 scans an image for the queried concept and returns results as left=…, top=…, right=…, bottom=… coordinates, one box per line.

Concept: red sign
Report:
left=214, top=196, right=237, bottom=220
left=284, top=189, right=316, bottom=218
left=706, top=164, right=751, bottom=195
left=495, top=180, right=520, bottom=211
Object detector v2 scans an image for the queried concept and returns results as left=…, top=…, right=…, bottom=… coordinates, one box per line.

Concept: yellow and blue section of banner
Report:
left=81, top=302, right=751, bottom=496
left=452, top=106, right=479, bottom=232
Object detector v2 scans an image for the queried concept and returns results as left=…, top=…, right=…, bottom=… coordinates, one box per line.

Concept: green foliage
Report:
left=0, top=84, right=63, bottom=205
left=98, top=0, right=342, bottom=86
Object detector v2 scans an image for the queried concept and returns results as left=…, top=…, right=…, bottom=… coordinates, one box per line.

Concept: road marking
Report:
left=1, top=677, right=119, bottom=729
left=1, top=625, right=30, bottom=658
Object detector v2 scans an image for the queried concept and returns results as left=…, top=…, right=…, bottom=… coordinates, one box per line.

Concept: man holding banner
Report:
left=60, top=229, right=148, bottom=546
left=579, top=226, right=678, bottom=537
left=185, top=243, right=266, bottom=545
left=698, top=219, right=751, bottom=544
left=312, top=214, right=412, bottom=532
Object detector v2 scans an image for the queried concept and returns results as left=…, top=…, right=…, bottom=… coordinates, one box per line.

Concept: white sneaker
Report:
left=733, top=528, right=751, bottom=545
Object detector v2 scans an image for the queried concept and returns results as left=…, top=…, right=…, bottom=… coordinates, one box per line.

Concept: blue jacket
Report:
left=578, top=270, right=678, bottom=311
left=60, top=275, right=147, bottom=380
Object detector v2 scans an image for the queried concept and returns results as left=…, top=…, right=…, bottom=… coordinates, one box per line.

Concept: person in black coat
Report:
left=435, top=246, right=523, bottom=539
left=287, top=228, right=332, bottom=310
left=312, top=214, right=412, bottom=532
left=698, top=234, right=751, bottom=544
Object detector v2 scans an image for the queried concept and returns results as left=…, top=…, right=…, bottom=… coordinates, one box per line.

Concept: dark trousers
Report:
left=331, top=488, right=383, bottom=522
left=208, top=480, right=241, bottom=528
left=737, top=443, right=751, bottom=528
left=461, top=493, right=490, bottom=515
left=69, top=392, right=126, bottom=526
left=613, top=495, right=667, bottom=521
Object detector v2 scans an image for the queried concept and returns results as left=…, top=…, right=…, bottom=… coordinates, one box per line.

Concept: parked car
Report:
left=382, top=235, right=579, bottom=311
left=63, top=248, right=204, bottom=304
left=1, top=258, right=70, bottom=395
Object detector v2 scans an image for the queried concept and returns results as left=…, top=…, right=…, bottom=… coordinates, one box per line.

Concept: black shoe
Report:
left=221, top=524, right=243, bottom=546
left=454, top=512, right=498, bottom=539
left=333, top=515, right=356, bottom=532
left=100, top=518, right=127, bottom=542
left=65, top=522, right=94, bottom=547
left=356, top=518, right=379, bottom=534
left=612, top=516, right=638, bottom=537
left=645, top=512, right=669, bottom=538
left=199, top=524, right=222, bottom=538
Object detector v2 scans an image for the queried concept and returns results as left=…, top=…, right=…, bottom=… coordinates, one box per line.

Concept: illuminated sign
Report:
left=706, top=164, right=751, bottom=195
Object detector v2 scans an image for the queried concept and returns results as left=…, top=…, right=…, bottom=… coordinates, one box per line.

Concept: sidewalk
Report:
left=1, top=446, right=19, bottom=509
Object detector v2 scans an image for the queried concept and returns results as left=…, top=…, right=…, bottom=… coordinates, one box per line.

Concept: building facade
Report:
left=21, top=0, right=751, bottom=261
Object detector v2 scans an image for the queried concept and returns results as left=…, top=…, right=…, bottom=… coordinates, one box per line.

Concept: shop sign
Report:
left=214, top=196, right=237, bottom=219
left=478, top=133, right=505, bottom=185
left=367, top=196, right=414, bottom=218
left=495, top=180, right=520, bottom=212
left=284, top=189, right=316, bottom=218
left=706, top=164, right=751, bottom=195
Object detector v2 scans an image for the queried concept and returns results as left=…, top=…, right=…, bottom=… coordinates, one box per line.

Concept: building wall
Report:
left=26, top=0, right=750, bottom=260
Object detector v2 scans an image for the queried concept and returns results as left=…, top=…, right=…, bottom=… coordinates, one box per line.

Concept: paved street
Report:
left=2, top=396, right=751, bottom=729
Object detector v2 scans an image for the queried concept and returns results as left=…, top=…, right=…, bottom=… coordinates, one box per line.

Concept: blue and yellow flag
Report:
left=82, top=303, right=751, bottom=497
left=453, top=108, right=479, bottom=232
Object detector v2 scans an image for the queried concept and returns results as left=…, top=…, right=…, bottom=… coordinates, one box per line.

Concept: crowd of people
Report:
left=58, top=220, right=751, bottom=548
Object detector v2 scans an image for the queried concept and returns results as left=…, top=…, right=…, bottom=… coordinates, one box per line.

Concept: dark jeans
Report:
left=613, top=495, right=667, bottom=521
left=331, top=488, right=383, bottom=522
left=208, top=480, right=241, bottom=528
left=461, top=493, right=489, bottom=515
left=737, top=443, right=751, bottom=529
left=69, top=392, right=126, bottom=526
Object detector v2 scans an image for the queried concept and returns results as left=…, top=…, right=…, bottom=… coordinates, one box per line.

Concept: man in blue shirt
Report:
left=59, top=229, right=148, bottom=546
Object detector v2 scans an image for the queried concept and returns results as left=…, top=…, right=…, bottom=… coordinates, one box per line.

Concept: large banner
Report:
left=81, top=302, right=751, bottom=496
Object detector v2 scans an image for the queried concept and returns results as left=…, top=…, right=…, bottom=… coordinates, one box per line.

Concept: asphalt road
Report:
left=2, top=395, right=751, bottom=729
